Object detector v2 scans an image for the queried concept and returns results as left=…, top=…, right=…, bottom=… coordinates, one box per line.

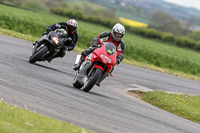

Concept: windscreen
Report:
left=105, top=42, right=116, bottom=55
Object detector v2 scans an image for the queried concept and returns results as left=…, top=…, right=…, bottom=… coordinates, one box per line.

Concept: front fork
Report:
left=96, top=71, right=109, bottom=85
left=95, top=65, right=114, bottom=85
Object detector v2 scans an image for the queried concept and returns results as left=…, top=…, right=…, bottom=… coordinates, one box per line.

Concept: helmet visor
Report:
left=114, top=32, right=124, bottom=39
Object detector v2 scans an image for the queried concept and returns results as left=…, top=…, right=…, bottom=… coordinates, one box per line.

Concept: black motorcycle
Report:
left=29, top=29, right=71, bottom=63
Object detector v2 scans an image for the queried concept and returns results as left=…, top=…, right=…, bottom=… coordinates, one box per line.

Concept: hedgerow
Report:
left=51, top=7, right=200, bottom=51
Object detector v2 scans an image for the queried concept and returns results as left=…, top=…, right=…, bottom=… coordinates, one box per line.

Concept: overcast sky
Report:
left=164, top=0, right=200, bottom=10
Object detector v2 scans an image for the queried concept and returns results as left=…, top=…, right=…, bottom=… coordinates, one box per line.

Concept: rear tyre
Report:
left=82, top=68, right=103, bottom=92
left=73, top=74, right=83, bottom=89
left=29, top=45, right=48, bottom=63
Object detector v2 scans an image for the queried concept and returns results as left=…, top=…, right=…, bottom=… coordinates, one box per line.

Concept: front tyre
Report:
left=82, top=68, right=103, bottom=92
left=29, top=45, right=48, bottom=63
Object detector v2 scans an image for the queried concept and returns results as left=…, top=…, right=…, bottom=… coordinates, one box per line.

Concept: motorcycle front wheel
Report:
left=82, top=68, right=103, bottom=92
left=29, top=45, right=48, bottom=64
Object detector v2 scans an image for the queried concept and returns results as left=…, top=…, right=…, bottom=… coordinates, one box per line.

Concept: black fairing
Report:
left=32, top=29, right=67, bottom=61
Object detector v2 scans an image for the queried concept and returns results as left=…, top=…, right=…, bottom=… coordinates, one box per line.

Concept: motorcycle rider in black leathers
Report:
left=73, top=23, right=125, bottom=71
left=33, top=19, right=78, bottom=62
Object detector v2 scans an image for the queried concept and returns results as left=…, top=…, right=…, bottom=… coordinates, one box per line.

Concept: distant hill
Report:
left=92, top=0, right=200, bottom=28
left=124, top=0, right=200, bottom=20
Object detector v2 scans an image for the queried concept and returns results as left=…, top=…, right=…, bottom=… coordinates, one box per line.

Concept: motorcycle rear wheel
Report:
left=82, top=68, right=103, bottom=92
left=73, top=74, right=83, bottom=89
left=29, top=45, right=48, bottom=63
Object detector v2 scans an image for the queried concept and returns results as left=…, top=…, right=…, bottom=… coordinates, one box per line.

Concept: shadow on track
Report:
left=34, top=63, right=72, bottom=75
left=87, top=91, right=115, bottom=100
left=60, top=82, right=115, bottom=100
left=22, top=59, right=67, bottom=74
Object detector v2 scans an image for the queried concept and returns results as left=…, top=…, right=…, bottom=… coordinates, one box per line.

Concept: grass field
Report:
left=0, top=101, right=93, bottom=133
left=1, top=3, right=200, bottom=80
left=127, top=91, right=200, bottom=124
left=119, top=17, right=148, bottom=28
left=116, top=10, right=149, bottom=24
left=68, top=0, right=150, bottom=23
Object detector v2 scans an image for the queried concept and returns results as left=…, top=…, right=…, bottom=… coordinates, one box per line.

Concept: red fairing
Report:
left=90, top=42, right=117, bottom=73
left=90, top=53, right=97, bottom=63
left=106, top=65, right=113, bottom=73
left=94, top=65, right=104, bottom=72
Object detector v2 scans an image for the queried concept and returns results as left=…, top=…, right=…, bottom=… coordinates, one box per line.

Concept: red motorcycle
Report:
left=73, top=42, right=117, bottom=92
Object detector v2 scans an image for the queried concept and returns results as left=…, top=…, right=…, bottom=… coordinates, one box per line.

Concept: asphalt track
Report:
left=1, top=34, right=200, bottom=133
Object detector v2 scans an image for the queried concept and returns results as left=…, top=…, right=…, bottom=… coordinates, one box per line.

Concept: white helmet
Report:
left=112, top=23, right=125, bottom=41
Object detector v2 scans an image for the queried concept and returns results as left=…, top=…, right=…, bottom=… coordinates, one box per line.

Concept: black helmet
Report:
left=67, top=19, right=78, bottom=34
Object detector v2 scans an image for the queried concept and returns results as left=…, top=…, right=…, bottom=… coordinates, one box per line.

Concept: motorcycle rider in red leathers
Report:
left=73, top=23, right=125, bottom=71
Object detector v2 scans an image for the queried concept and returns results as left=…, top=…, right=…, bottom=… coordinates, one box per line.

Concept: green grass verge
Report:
left=0, top=27, right=39, bottom=42
left=0, top=101, right=93, bottom=133
left=128, top=90, right=200, bottom=124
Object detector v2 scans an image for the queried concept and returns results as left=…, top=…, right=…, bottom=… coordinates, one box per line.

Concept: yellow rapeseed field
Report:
left=119, top=17, right=148, bottom=28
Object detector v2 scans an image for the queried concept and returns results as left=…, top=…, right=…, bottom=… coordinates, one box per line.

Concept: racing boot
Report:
left=32, top=41, right=38, bottom=48
left=47, top=58, right=53, bottom=63
left=73, top=56, right=85, bottom=71
left=47, top=49, right=65, bottom=63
